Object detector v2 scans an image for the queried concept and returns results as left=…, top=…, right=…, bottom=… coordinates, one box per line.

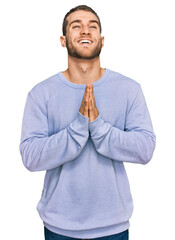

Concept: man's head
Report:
left=62, top=5, right=102, bottom=37
left=60, top=5, right=104, bottom=60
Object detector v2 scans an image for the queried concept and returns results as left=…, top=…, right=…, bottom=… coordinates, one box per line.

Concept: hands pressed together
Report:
left=79, top=84, right=99, bottom=122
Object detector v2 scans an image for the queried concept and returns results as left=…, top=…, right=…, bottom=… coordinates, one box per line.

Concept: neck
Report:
left=62, top=56, right=105, bottom=84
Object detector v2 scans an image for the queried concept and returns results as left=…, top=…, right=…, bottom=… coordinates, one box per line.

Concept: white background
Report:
left=0, top=0, right=175, bottom=239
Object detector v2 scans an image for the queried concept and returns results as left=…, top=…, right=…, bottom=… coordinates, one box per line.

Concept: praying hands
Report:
left=79, top=84, right=99, bottom=122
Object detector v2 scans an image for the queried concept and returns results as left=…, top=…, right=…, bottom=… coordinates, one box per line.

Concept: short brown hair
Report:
left=62, top=5, right=102, bottom=36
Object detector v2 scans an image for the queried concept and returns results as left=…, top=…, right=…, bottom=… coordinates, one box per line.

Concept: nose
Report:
left=80, top=25, right=90, bottom=35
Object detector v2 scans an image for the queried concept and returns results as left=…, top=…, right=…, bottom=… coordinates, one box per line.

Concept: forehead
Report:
left=67, top=10, right=99, bottom=24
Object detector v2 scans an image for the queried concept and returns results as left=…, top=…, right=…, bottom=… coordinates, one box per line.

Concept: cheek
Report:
left=68, top=34, right=78, bottom=45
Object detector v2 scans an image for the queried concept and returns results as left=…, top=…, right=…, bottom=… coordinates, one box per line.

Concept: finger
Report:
left=90, top=84, right=93, bottom=93
left=92, top=85, right=96, bottom=106
left=91, top=85, right=94, bottom=96
left=83, top=97, right=89, bottom=117
left=90, top=85, right=95, bottom=106
left=84, top=84, right=88, bottom=97
left=85, top=98, right=89, bottom=111
left=86, top=84, right=90, bottom=97
left=90, top=84, right=93, bottom=92
left=82, top=89, right=86, bottom=103
left=83, top=84, right=88, bottom=102
left=89, top=84, right=92, bottom=99
left=86, top=85, right=90, bottom=100
left=90, top=84, right=93, bottom=96
left=89, top=97, right=92, bottom=111
left=85, top=85, right=90, bottom=111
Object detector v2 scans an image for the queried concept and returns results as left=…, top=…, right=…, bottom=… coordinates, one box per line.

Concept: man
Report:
left=20, top=5, right=156, bottom=240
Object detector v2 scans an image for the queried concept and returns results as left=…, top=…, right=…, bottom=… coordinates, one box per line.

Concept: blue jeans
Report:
left=44, top=227, right=129, bottom=240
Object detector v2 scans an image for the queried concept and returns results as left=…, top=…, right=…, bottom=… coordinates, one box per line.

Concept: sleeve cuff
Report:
left=77, top=111, right=89, bottom=122
left=68, top=111, right=89, bottom=136
left=88, top=113, right=105, bottom=136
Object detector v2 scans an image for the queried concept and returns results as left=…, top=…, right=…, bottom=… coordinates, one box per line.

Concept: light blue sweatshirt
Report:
left=20, top=69, right=156, bottom=238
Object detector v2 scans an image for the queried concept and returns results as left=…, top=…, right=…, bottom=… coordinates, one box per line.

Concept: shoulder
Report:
left=25, top=73, right=63, bottom=113
left=28, top=72, right=62, bottom=104
left=29, top=73, right=60, bottom=94
left=107, top=69, right=141, bottom=97
left=107, top=69, right=140, bottom=88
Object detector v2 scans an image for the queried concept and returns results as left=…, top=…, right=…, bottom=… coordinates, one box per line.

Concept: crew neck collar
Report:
left=57, top=68, right=110, bottom=89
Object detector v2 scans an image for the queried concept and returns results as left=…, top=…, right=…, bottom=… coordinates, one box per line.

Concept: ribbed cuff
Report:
left=77, top=111, right=89, bottom=122
left=68, top=111, right=89, bottom=139
left=88, top=113, right=105, bottom=136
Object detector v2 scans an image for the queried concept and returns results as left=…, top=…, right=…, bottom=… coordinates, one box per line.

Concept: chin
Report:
left=69, top=50, right=101, bottom=60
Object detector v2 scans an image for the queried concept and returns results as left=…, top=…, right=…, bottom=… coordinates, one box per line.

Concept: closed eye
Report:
left=73, top=25, right=80, bottom=28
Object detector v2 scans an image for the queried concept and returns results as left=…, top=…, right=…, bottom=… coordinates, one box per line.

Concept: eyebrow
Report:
left=69, top=19, right=100, bottom=27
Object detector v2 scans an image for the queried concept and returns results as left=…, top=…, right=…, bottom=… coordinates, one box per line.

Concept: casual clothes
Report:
left=20, top=69, right=155, bottom=238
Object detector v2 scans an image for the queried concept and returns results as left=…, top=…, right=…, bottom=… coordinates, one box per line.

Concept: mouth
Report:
left=78, top=39, right=93, bottom=46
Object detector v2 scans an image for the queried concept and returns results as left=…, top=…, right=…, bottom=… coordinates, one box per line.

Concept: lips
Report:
left=78, top=39, right=93, bottom=44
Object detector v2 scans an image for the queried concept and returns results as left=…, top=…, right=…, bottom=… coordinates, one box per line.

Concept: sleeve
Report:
left=19, top=92, right=89, bottom=172
left=88, top=84, right=156, bottom=164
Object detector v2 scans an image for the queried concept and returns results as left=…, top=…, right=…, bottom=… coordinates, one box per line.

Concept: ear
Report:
left=60, top=36, right=66, bottom=47
left=101, top=36, right=104, bottom=47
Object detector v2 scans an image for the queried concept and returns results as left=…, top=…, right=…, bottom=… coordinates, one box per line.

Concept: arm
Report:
left=19, top=92, right=89, bottom=172
left=88, top=84, right=156, bottom=164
